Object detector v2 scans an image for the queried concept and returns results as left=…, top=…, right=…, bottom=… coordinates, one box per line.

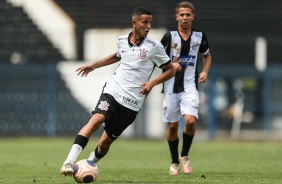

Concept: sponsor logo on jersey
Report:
left=146, top=39, right=156, bottom=46
left=98, top=100, right=110, bottom=111
left=138, top=48, right=148, bottom=60
left=172, top=55, right=196, bottom=67
left=191, top=42, right=200, bottom=51
left=114, top=90, right=139, bottom=108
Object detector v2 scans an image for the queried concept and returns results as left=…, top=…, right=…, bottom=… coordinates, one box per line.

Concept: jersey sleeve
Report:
left=160, top=31, right=171, bottom=56
left=199, top=32, right=209, bottom=55
left=154, top=41, right=171, bottom=68
left=116, top=37, right=121, bottom=58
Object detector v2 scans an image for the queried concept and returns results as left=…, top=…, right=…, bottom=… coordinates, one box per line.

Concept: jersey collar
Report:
left=128, top=32, right=146, bottom=47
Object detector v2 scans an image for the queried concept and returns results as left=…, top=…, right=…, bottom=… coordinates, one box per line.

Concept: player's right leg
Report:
left=60, top=113, right=105, bottom=176
left=167, top=122, right=180, bottom=175
left=163, top=93, right=182, bottom=175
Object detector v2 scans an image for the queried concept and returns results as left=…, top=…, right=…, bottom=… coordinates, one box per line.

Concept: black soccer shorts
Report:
left=92, top=93, right=138, bottom=140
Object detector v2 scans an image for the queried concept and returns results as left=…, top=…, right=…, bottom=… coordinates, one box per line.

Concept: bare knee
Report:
left=168, top=123, right=178, bottom=134
left=184, top=115, right=196, bottom=135
left=167, top=123, right=179, bottom=140
left=78, top=113, right=105, bottom=138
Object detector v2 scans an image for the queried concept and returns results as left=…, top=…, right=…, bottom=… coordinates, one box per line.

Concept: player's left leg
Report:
left=180, top=114, right=196, bottom=174
left=179, top=91, right=199, bottom=174
left=89, top=99, right=138, bottom=163
left=88, top=131, right=114, bottom=163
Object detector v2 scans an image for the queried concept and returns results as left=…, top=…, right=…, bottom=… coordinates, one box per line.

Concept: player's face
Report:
left=133, top=14, right=152, bottom=38
left=176, top=7, right=194, bottom=29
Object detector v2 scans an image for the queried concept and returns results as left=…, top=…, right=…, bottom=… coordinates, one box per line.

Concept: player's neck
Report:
left=178, top=27, right=191, bottom=41
left=130, top=33, right=144, bottom=45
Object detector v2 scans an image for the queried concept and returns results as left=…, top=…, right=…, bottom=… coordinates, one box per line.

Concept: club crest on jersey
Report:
left=171, top=43, right=181, bottom=50
left=138, top=48, right=148, bottom=60
left=98, top=100, right=110, bottom=111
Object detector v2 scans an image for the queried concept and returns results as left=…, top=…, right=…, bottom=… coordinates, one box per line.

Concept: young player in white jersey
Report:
left=160, top=2, right=212, bottom=175
left=60, top=6, right=175, bottom=176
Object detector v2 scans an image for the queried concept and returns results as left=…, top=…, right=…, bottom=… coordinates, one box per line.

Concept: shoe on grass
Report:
left=60, top=161, right=73, bottom=176
left=169, top=163, right=180, bottom=175
left=179, top=156, right=192, bottom=174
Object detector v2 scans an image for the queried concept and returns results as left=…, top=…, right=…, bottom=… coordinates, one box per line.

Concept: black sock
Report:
left=181, top=133, right=194, bottom=157
left=94, top=146, right=106, bottom=159
left=168, top=138, right=179, bottom=164
left=73, top=135, right=89, bottom=149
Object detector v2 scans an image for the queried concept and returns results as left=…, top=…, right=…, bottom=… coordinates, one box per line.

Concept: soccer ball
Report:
left=73, top=159, right=99, bottom=183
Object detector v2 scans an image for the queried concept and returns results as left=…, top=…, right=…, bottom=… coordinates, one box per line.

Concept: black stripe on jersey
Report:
left=160, top=32, right=172, bottom=93
left=161, top=31, right=172, bottom=56
left=176, top=33, right=192, bottom=92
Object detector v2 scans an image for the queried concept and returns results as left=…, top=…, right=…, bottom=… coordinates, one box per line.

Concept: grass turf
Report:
left=0, top=137, right=281, bottom=184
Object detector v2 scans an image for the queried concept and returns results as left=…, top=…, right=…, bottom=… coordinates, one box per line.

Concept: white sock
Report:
left=64, top=144, right=83, bottom=164
left=88, top=151, right=100, bottom=163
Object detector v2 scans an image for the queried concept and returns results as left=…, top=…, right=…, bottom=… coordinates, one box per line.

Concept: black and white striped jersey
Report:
left=161, top=28, right=209, bottom=93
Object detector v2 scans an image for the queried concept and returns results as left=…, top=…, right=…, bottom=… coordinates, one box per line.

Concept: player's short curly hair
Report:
left=132, top=6, right=152, bottom=18
left=176, top=1, right=195, bottom=14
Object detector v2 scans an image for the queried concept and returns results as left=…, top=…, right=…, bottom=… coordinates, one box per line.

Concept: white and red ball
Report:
left=73, top=159, right=99, bottom=183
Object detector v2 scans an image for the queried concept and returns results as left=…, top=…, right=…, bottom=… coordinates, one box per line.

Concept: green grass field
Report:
left=0, top=137, right=281, bottom=184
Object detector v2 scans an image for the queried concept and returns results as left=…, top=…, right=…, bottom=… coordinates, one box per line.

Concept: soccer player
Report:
left=160, top=1, right=212, bottom=175
left=60, top=6, right=175, bottom=176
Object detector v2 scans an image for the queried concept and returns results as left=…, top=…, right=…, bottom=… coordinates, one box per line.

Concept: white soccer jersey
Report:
left=161, top=29, right=210, bottom=93
left=103, top=33, right=170, bottom=111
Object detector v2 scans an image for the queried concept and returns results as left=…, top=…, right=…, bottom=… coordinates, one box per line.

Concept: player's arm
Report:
left=198, top=32, right=212, bottom=83
left=140, top=62, right=175, bottom=95
left=199, top=52, right=212, bottom=83
left=160, top=31, right=171, bottom=50
left=76, top=53, right=120, bottom=77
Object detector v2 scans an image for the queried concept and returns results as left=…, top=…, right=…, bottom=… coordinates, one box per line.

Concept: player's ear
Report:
left=132, top=20, right=136, bottom=27
left=192, top=13, right=195, bottom=20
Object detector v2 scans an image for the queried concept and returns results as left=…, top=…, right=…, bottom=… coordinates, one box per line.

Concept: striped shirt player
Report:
left=161, top=28, right=211, bottom=175
left=161, top=29, right=210, bottom=121
left=161, top=29, right=209, bottom=94
left=160, top=1, right=212, bottom=176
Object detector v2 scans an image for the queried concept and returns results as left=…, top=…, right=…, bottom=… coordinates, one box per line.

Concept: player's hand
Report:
left=172, top=57, right=182, bottom=72
left=139, top=82, right=154, bottom=96
left=198, top=72, right=207, bottom=83
left=76, top=64, right=95, bottom=77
